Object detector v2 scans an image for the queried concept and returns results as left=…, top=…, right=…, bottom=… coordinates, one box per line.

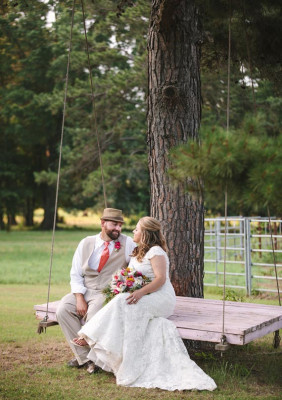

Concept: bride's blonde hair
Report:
left=132, top=216, right=167, bottom=262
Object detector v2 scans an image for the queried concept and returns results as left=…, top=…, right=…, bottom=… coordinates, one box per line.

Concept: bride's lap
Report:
left=112, top=291, right=175, bottom=319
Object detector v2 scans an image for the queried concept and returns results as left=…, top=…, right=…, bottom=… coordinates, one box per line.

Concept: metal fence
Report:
left=204, top=217, right=282, bottom=295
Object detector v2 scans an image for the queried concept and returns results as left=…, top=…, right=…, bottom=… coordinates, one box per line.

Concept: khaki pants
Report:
left=56, top=289, right=104, bottom=365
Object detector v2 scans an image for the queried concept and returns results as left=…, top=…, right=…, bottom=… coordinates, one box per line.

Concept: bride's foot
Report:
left=70, top=338, right=88, bottom=347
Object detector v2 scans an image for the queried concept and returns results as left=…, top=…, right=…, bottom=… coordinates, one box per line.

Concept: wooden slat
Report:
left=35, top=300, right=61, bottom=313
left=176, top=296, right=281, bottom=310
left=35, top=310, right=58, bottom=323
left=243, top=320, right=282, bottom=344
left=34, top=297, right=282, bottom=345
left=176, top=328, right=244, bottom=345
left=169, top=315, right=282, bottom=335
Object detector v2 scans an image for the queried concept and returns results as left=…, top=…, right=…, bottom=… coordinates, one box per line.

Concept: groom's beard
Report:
left=105, top=228, right=120, bottom=240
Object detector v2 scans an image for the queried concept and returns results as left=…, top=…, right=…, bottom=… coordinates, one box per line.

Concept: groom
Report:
left=56, top=208, right=136, bottom=372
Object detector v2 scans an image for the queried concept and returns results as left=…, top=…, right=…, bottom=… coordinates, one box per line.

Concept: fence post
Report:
left=216, top=220, right=221, bottom=261
left=240, top=219, right=244, bottom=259
left=244, top=218, right=252, bottom=296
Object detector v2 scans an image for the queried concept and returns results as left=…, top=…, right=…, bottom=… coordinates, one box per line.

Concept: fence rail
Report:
left=204, top=217, right=282, bottom=295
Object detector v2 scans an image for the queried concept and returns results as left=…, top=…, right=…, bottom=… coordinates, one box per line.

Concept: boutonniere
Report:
left=114, top=241, right=121, bottom=252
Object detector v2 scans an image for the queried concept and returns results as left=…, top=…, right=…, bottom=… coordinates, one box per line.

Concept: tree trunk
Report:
left=147, top=0, right=204, bottom=297
left=40, top=185, right=56, bottom=230
left=0, top=212, right=5, bottom=230
left=8, top=214, right=17, bottom=226
left=24, top=197, right=34, bottom=227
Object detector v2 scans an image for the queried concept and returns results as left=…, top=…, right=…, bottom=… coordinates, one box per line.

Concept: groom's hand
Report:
left=74, top=293, right=88, bottom=316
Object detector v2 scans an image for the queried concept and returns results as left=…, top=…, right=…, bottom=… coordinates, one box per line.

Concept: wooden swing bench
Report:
left=34, top=296, right=282, bottom=346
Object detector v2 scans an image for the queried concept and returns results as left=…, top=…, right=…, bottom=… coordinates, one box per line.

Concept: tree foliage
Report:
left=0, top=0, right=150, bottom=228
left=0, top=0, right=281, bottom=228
left=0, top=0, right=57, bottom=227
left=170, top=122, right=282, bottom=216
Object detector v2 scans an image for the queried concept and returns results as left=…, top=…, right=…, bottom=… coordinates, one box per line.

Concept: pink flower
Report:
left=126, top=280, right=134, bottom=287
left=113, top=289, right=120, bottom=294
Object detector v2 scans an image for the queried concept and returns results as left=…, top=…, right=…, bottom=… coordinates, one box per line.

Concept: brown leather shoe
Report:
left=85, top=361, right=100, bottom=374
left=67, top=358, right=86, bottom=368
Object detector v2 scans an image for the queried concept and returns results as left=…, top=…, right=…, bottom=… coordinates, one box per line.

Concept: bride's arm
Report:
left=126, top=255, right=166, bottom=304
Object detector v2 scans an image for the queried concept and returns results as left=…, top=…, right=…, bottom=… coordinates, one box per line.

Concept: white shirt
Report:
left=70, top=233, right=136, bottom=294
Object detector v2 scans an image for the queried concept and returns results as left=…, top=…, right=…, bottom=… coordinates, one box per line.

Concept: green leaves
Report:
left=0, top=0, right=150, bottom=224
left=246, top=135, right=282, bottom=213
left=34, top=170, right=58, bottom=187
left=169, top=124, right=282, bottom=215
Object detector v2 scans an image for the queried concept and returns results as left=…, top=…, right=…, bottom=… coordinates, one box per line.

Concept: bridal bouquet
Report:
left=102, top=266, right=151, bottom=304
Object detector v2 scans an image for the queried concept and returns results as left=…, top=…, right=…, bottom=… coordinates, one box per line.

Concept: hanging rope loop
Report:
left=215, top=2, right=232, bottom=353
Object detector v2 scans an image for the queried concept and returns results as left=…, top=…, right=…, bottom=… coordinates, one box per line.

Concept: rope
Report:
left=267, top=207, right=281, bottom=348
left=38, top=0, right=108, bottom=332
left=226, top=5, right=231, bottom=133
left=216, top=3, right=232, bottom=352
left=266, top=208, right=281, bottom=306
left=222, top=4, right=232, bottom=336
left=39, top=0, right=76, bottom=331
left=80, top=0, right=107, bottom=208
left=222, top=188, right=228, bottom=337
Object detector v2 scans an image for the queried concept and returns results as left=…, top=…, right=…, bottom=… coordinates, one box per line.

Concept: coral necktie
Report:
left=98, top=241, right=110, bottom=272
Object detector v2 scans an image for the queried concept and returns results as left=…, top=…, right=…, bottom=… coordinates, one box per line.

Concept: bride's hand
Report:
left=126, top=290, right=143, bottom=305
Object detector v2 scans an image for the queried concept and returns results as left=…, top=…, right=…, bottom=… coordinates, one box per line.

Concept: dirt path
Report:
left=0, top=340, right=72, bottom=371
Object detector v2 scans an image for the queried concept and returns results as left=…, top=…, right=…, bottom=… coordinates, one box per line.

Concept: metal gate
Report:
left=204, top=217, right=282, bottom=295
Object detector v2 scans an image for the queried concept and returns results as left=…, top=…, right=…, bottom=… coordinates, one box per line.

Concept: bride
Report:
left=72, top=217, right=217, bottom=391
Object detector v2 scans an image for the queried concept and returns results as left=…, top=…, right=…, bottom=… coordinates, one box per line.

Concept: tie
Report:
left=98, top=241, right=110, bottom=272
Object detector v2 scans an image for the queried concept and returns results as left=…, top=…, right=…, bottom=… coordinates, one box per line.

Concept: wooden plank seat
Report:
left=34, top=296, right=282, bottom=346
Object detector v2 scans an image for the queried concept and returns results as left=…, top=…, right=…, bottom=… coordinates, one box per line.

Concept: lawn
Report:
left=0, top=230, right=281, bottom=400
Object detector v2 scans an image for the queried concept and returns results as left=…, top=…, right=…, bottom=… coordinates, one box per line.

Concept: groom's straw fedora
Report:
left=100, top=208, right=124, bottom=223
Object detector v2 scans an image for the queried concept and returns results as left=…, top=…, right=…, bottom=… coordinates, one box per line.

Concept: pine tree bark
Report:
left=147, top=0, right=204, bottom=297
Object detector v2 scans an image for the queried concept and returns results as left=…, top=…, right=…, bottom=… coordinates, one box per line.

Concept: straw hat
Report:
left=100, top=208, right=124, bottom=223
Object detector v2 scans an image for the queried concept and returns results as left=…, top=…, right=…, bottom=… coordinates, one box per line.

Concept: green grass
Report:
left=0, top=230, right=98, bottom=285
left=0, top=284, right=67, bottom=343
left=0, top=230, right=281, bottom=399
left=0, top=229, right=136, bottom=285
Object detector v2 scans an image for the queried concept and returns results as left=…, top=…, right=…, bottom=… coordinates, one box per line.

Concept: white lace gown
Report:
left=78, top=246, right=217, bottom=391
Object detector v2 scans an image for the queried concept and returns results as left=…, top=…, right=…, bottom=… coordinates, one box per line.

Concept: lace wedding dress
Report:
left=78, top=246, right=217, bottom=391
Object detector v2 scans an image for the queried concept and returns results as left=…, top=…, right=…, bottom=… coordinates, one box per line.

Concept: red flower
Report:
left=114, top=241, right=121, bottom=251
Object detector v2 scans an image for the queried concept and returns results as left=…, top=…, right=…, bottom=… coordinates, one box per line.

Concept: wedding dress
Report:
left=78, top=246, right=217, bottom=391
